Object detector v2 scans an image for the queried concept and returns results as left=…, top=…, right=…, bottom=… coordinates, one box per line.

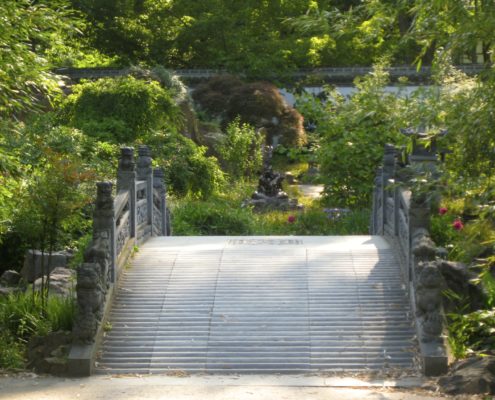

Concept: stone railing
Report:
left=68, top=145, right=169, bottom=376
left=371, top=144, right=448, bottom=376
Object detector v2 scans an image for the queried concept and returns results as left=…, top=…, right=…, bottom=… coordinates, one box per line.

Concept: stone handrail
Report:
left=68, top=145, right=170, bottom=376
left=371, top=144, right=448, bottom=376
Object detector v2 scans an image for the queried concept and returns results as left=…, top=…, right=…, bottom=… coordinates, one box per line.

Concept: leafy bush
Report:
left=218, top=118, right=264, bottom=179
left=148, top=131, right=224, bottom=199
left=0, top=331, right=25, bottom=370
left=60, top=76, right=181, bottom=143
left=447, top=307, right=495, bottom=359
left=299, top=65, right=405, bottom=208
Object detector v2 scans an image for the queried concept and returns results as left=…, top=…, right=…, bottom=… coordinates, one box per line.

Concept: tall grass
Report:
left=170, top=180, right=370, bottom=236
left=0, top=291, right=75, bottom=369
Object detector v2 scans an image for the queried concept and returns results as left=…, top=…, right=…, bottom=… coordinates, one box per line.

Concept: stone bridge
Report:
left=68, top=144, right=448, bottom=377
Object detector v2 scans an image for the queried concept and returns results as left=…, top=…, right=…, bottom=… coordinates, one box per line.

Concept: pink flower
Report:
left=287, top=215, right=296, bottom=223
left=452, top=219, right=464, bottom=231
left=439, top=207, right=448, bottom=215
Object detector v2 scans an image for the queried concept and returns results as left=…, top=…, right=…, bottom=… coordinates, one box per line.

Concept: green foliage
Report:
left=218, top=119, right=264, bottom=179
left=411, top=0, right=495, bottom=64
left=171, top=196, right=254, bottom=235
left=301, top=65, right=405, bottom=208
left=11, top=149, right=92, bottom=309
left=147, top=131, right=224, bottom=199
left=60, top=76, right=181, bottom=143
left=253, top=208, right=370, bottom=236
left=447, top=306, right=495, bottom=359
left=171, top=181, right=370, bottom=236
left=0, top=291, right=75, bottom=369
left=443, top=75, right=495, bottom=177
left=193, top=76, right=306, bottom=147
left=0, top=0, right=83, bottom=117
left=0, top=331, right=25, bottom=370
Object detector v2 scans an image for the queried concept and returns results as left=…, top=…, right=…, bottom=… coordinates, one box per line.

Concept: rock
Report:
left=33, top=267, right=75, bottom=297
left=0, top=270, right=21, bottom=286
left=438, top=356, right=495, bottom=395
left=437, top=260, right=487, bottom=312
left=27, top=331, right=72, bottom=376
left=21, top=250, right=72, bottom=283
left=0, top=286, right=20, bottom=297
left=284, top=172, right=296, bottom=184
left=412, top=229, right=436, bottom=262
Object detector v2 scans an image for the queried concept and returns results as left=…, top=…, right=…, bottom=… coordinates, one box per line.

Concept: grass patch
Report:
left=0, top=291, right=76, bottom=370
left=170, top=180, right=370, bottom=236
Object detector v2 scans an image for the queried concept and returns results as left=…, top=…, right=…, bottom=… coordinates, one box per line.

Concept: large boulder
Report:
left=0, top=269, right=21, bottom=286
left=28, top=331, right=73, bottom=376
left=33, top=267, right=75, bottom=297
left=438, top=356, right=495, bottom=395
left=0, top=286, right=21, bottom=297
left=437, top=260, right=487, bottom=312
left=21, top=250, right=72, bottom=283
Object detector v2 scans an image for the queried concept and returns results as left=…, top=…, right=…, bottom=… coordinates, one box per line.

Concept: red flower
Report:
left=287, top=215, right=296, bottom=223
left=452, top=219, right=464, bottom=231
left=439, top=207, right=448, bottom=215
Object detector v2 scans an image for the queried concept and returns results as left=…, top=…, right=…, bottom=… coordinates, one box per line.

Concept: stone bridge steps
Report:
left=96, top=236, right=418, bottom=375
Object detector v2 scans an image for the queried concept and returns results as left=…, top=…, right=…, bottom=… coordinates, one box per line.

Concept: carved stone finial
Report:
left=412, top=228, right=437, bottom=262
left=94, top=182, right=114, bottom=227
left=138, top=145, right=151, bottom=161
left=153, top=168, right=165, bottom=189
left=96, top=181, right=113, bottom=203
left=383, top=144, right=397, bottom=169
left=137, top=145, right=152, bottom=179
left=118, top=147, right=135, bottom=172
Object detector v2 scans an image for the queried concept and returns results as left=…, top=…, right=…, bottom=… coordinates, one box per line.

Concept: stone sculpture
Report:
left=244, top=146, right=301, bottom=211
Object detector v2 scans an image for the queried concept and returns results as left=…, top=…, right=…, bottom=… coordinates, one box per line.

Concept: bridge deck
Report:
left=97, top=236, right=418, bottom=374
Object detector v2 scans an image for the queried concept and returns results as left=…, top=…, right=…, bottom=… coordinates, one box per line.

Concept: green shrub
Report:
left=1, top=292, right=49, bottom=343
left=60, top=76, right=181, bottom=143
left=447, top=307, right=495, bottom=359
left=148, top=131, right=224, bottom=199
left=298, top=65, right=405, bottom=208
left=0, top=331, right=25, bottom=370
left=218, top=118, right=264, bottom=179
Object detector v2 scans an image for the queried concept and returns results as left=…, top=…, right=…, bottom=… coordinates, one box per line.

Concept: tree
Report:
left=0, top=0, right=83, bottom=117
left=14, top=150, right=91, bottom=309
left=411, top=0, right=495, bottom=64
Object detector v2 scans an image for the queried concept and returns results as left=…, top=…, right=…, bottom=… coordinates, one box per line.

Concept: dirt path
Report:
left=292, top=184, right=324, bottom=199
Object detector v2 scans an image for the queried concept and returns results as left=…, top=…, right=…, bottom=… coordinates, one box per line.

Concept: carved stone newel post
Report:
left=117, top=147, right=137, bottom=238
left=153, top=168, right=168, bottom=236
left=137, top=145, right=153, bottom=232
